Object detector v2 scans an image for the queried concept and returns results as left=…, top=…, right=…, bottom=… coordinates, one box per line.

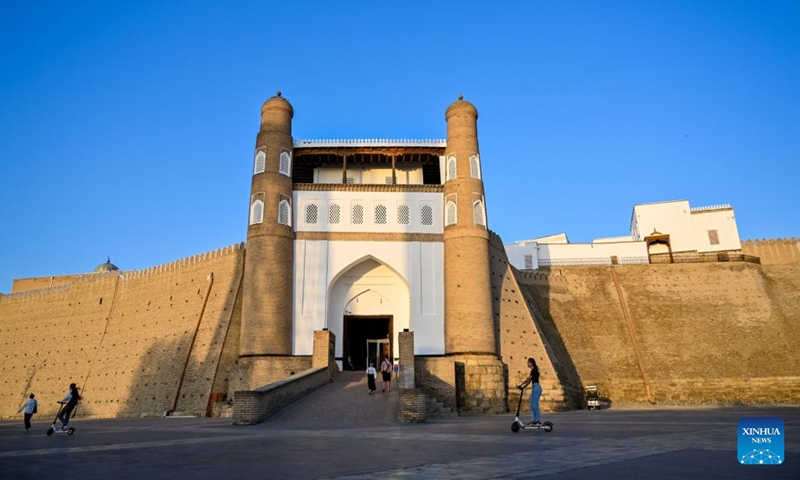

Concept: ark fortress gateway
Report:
left=237, top=93, right=510, bottom=413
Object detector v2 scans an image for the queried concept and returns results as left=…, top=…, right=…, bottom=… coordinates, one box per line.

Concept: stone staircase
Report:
left=426, top=396, right=458, bottom=418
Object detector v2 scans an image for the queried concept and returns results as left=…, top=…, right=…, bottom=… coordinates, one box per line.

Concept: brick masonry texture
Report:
left=232, top=367, right=331, bottom=425
left=489, top=232, right=575, bottom=413
left=232, top=330, right=335, bottom=425
left=0, top=245, right=244, bottom=419
left=3, top=237, right=800, bottom=420
left=741, top=237, right=800, bottom=265
left=398, top=390, right=427, bottom=423
left=414, top=356, right=456, bottom=412
left=518, top=262, right=800, bottom=405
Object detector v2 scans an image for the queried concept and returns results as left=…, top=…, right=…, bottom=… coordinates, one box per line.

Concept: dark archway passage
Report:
left=343, top=316, right=391, bottom=370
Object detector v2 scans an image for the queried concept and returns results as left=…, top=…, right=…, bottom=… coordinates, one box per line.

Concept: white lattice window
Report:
left=254, top=151, right=266, bottom=175
left=473, top=200, right=485, bottom=227
left=524, top=254, right=533, bottom=270
left=446, top=155, right=457, bottom=181
left=421, top=205, right=433, bottom=226
left=469, top=154, right=481, bottom=179
left=445, top=201, right=457, bottom=226
left=352, top=204, right=364, bottom=225
left=305, top=204, right=318, bottom=224
left=385, top=176, right=395, bottom=184
left=375, top=205, right=387, bottom=224
left=397, top=204, right=410, bottom=225
left=278, top=199, right=291, bottom=226
left=708, top=229, right=719, bottom=245
left=329, top=204, right=341, bottom=224
left=279, top=149, right=292, bottom=176
left=250, top=200, right=264, bottom=225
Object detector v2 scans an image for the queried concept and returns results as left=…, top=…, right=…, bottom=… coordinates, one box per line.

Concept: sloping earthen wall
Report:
left=0, top=244, right=244, bottom=419
left=519, top=262, right=800, bottom=405
left=488, top=232, right=578, bottom=412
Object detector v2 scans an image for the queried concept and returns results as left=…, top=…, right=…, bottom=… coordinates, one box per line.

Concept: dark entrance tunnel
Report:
left=343, top=315, right=391, bottom=370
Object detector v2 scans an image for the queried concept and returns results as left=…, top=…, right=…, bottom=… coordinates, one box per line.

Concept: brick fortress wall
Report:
left=741, top=237, right=800, bottom=265
left=518, top=262, right=800, bottom=405
left=0, top=244, right=245, bottom=419
left=489, top=232, right=577, bottom=413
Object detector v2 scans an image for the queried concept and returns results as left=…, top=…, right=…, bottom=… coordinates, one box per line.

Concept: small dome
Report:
left=94, top=257, right=119, bottom=272
left=445, top=94, right=478, bottom=121
left=261, top=91, right=294, bottom=118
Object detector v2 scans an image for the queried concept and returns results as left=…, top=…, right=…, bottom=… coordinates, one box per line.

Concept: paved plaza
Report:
left=2, top=373, right=798, bottom=479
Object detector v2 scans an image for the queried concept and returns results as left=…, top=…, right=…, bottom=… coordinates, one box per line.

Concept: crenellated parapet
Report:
left=0, top=283, right=74, bottom=304
left=741, top=237, right=800, bottom=265
left=516, top=269, right=568, bottom=285
left=122, top=243, right=244, bottom=282
left=487, top=230, right=505, bottom=249
left=1, top=244, right=245, bottom=303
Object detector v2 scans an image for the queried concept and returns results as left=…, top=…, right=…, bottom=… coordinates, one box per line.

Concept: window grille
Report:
left=445, top=201, right=457, bottom=226
left=397, top=204, right=410, bottom=225
left=524, top=254, right=533, bottom=270
left=250, top=200, right=264, bottom=225
left=421, top=205, right=433, bottom=226
left=346, top=177, right=355, bottom=184
left=708, top=229, right=720, bottom=245
left=446, top=156, right=457, bottom=181
left=278, top=199, right=291, bottom=226
left=469, top=154, right=480, bottom=179
left=385, top=176, right=395, bottom=184
left=305, top=204, right=318, bottom=224
left=279, top=150, right=292, bottom=176
left=329, top=204, right=341, bottom=224
left=254, top=151, right=266, bottom=174
left=352, top=204, right=364, bottom=224
left=473, top=200, right=485, bottom=227
left=375, top=205, right=387, bottom=224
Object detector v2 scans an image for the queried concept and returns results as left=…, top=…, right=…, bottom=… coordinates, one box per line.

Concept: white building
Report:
left=506, top=200, right=741, bottom=270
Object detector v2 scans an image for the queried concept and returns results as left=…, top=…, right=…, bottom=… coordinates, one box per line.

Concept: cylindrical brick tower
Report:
left=443, top=95, right=495, bottom=355
left=240, top=92, right=295, bottom=364
left=443, top=96, right=505, bottom=414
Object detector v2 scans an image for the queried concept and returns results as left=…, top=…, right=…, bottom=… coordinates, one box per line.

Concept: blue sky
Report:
left=1, top=1, right=798, bottom=292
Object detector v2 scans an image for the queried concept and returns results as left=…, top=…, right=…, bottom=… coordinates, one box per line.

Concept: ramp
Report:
left=268, top=371, right=399, bottom=428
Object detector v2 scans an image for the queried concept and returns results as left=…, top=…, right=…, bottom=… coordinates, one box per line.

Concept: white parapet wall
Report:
left=506, top=240, right=649, bottom=270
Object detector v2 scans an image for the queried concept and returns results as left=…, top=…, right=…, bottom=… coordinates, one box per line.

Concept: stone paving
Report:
left=1, top=372, right=798, bottom=479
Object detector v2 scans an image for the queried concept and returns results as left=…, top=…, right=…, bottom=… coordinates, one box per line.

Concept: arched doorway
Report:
left=327, top=257, right=410, bottom=371
left=645, top=230, right=673, bottom=263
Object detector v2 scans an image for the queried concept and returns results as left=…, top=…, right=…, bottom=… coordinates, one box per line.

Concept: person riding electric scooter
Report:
left=511, top=358, right=553, bottom=433
left=47, top=383, right=81, bottom=435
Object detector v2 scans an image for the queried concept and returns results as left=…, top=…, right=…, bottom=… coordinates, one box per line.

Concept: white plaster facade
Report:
left=294, top=191, right=443, bottom=234
left=632, top=200, right=740, bottom=253
left=506, top=200, right=741, bottom=270
left=292, top=239, right=445, bottom=358
left=291, top=178, right=446, bottom=362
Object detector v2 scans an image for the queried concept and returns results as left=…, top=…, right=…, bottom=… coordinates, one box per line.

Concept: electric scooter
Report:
left=511, top=385, right=553, bottom=433
left=46, top=403, right=75, bottom=436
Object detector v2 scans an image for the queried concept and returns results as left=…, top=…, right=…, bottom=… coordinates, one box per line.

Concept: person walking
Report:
left=366, top=362, right=377, bottom=395
left=517, top=357, right=542, bottom=426
left=57, top=383, right=81, bottom=430
left=18, top=393, right=38, bottom=432
left=380, top=356, right=392, bottom=393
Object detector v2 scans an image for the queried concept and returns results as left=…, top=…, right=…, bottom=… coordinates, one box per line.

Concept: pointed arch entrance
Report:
left=327, top=256, right=410, bottom=371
